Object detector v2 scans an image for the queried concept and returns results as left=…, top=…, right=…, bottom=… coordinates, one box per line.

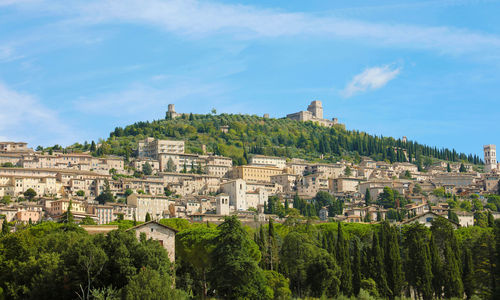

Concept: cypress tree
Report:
left=383, top=223, right=404, bottom=299
left=370, top=231, right=390, bottom=297
left=429, top=235, right=443, bottom=298
left=1, top=218, right=9, bottom=235
left=336, top=222, right=352, bottom=296
left=268, top=218, right=278, bottom=271
left=145, top=212, right=151, bottom=222
left=256, top=225, right=268, bottom=269
left=352, top=238, right=362, bottom=296
left=443, top=244, right=463, bottom=298
left=462, top=247, right=474, bottom=300
left=365, top=188, right=371, bottom=206
left=404, top=224, right=433, bottom=300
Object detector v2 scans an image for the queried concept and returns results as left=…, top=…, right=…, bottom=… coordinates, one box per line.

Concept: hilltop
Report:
left=67, top=113, right=482, bottom=168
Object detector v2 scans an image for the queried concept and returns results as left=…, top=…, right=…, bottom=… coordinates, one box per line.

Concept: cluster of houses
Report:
left=0, top=135, right=499, bottom=229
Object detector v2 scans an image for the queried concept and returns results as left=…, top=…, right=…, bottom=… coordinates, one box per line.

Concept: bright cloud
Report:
left=4, top=0, right=500, bottom=56
left=342, top=65, right=401, bottom=97
left=0, top=82, right=73, bottom=146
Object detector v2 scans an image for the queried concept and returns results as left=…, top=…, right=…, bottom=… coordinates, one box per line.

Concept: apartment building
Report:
left=131, top=158, right=161, bottom=173
left=233, top=165, right=283, bottom=182
left=249, top=155, right=287, bottom=169
left=0, top=142, right=29, bottom=152
left=138, top=138, right=185, bottom=158
left=127, top=194, right=174, bottom=221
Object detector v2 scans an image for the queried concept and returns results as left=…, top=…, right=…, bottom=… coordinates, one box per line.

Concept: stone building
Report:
left=484, top=144, right=497, bottom=173
left=286, top=100, right=338, bottom=127
left=127, top=221, right=177, bottom=262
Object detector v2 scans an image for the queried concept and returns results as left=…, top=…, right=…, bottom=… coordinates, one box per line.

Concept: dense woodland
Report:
left=1, top=214, right=499, bottom=300
left=63, top=114, right=483, bottom=167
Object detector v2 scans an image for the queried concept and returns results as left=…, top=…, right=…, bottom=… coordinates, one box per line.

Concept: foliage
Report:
left=101, top=114, right=481, bottom=166
left=209, top=216, right=271, bottom=299
left=122, top=268, right=187, bottom=300
left=23, top=188, right=37, bottom=200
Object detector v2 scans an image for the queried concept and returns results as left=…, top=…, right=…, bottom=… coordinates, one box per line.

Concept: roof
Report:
left=401, top=211, right=460, bottom=227
left=126, top=220, right=179, bottom=233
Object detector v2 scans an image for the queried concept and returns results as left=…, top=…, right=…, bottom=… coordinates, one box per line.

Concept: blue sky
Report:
left=1, top=0, right=500, bottom=157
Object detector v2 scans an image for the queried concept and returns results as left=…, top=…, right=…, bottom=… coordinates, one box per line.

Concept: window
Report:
left=151, top=228, right=154, bottom=232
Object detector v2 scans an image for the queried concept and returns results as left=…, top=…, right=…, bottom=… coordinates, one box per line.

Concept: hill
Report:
left=68, top=113, right=482, bottom=167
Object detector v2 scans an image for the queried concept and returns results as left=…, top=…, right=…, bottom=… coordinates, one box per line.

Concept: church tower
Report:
left=484, top=144, right=497, bottom=173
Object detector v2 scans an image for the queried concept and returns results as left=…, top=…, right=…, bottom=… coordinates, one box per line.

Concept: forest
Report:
left=1, top=215, right=499, bottom=300
left=62, top=113, right=483, bottom=167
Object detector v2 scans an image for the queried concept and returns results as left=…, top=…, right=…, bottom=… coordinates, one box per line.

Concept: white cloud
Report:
left=0, top=82, right=73, bottom=146
left=3, top=0, right=500, bottom=56
left=341, top=65, right=401, bottom=97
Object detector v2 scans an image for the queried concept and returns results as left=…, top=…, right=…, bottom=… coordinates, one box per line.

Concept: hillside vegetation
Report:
left=70, top=113, right=482, bottom=166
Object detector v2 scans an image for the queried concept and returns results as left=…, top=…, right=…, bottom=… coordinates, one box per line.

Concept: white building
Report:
left=249, top=155, right=287, bottom=169
left=137, top=138, right=185, bottom=159
left=127, top=194, right=174, bottom=221
left=220, top=179, right=247, bottom=211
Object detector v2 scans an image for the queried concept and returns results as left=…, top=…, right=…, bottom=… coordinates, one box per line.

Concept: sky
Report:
left=1, top=0, right=500, bottom=157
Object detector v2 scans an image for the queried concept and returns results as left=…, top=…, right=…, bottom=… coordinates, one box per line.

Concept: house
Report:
left=456, top=211, right=474, bottom=227
left=126, top=221, right=178, bottom=262
left=401, top=212, right=460, bottom=229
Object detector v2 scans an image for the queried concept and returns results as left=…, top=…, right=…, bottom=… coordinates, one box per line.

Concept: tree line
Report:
left=2, top=215, right=499, bottom=299
left=62, top=113, right=482, bottom=167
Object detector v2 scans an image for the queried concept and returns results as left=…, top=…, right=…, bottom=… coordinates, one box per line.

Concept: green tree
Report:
left=336, top=222, right=352, bottom=296
left=344, top=166, right=352, bottom=176
left=24, top=188, right=37, bottom=200
left=267, top=218, right=279, bottom=271
left=352, top=238, right=362, bottom=296
left=166, top=158, right=175, bottom=172
left=263, top=270, right=291, bottom=300
left=447, top=163, right=451, bottom=172
left=459, top=163, right=466, bottom=172
left=462, top=247, right=474, bottom=300
left=448, top=210, right=459, bottom=223
left=209, top=216, right=271, bottom=299
left=145, top=212, right=151, bottom=222
left=90, top=140, right=97, bottom=152
left=494, top=220, right=500, bottom=299
left=142, top=162, right=153, bottom=176
left=382, top=222, right=404, bottom=299
left=1, top=195, right=11, bottom=205
left=76, top=190, right=85, bottom=197
left=177, top=226, right=218, bottom=297
left=370, top=230, right=389, bottom=297
left=80, top=216, right=97, bottom=225
left=124, top=188, right=133, bottom=198
left=122, top=268, right=187, bottom=300
left=365, top=188, right=371, bottom=206
left=60, top=199, right=74, bottom=224
left=404, top=223, right=433, bottom=300
left=429, top=235, right=443, bottom=298
left=1, top=218, right=9, bottom=235
left=96, top=180, right=114, bottom=204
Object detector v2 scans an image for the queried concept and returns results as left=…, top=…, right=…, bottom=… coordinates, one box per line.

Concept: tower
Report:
left=216, top=194, right=230, bottom=215
left=166, top=104, right=179, bottom=119
left=484, top=144, right=497, bottom=173
left=307, top=100, right=323, bottom=119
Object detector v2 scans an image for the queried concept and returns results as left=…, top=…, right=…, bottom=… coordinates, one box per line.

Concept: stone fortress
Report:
left=286, top=100, right=339, bottom=127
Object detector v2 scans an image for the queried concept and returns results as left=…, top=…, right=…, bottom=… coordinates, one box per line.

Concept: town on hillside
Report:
left=0, top=102, right=498, bottom=232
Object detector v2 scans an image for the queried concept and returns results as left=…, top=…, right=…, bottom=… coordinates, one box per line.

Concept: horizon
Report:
left=2, top=0, right=500, bottom=158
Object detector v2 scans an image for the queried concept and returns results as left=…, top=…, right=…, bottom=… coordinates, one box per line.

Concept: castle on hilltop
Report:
left=286, top=100, right=339, bottom=127
left=166, top=104, right=180, bottom=119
